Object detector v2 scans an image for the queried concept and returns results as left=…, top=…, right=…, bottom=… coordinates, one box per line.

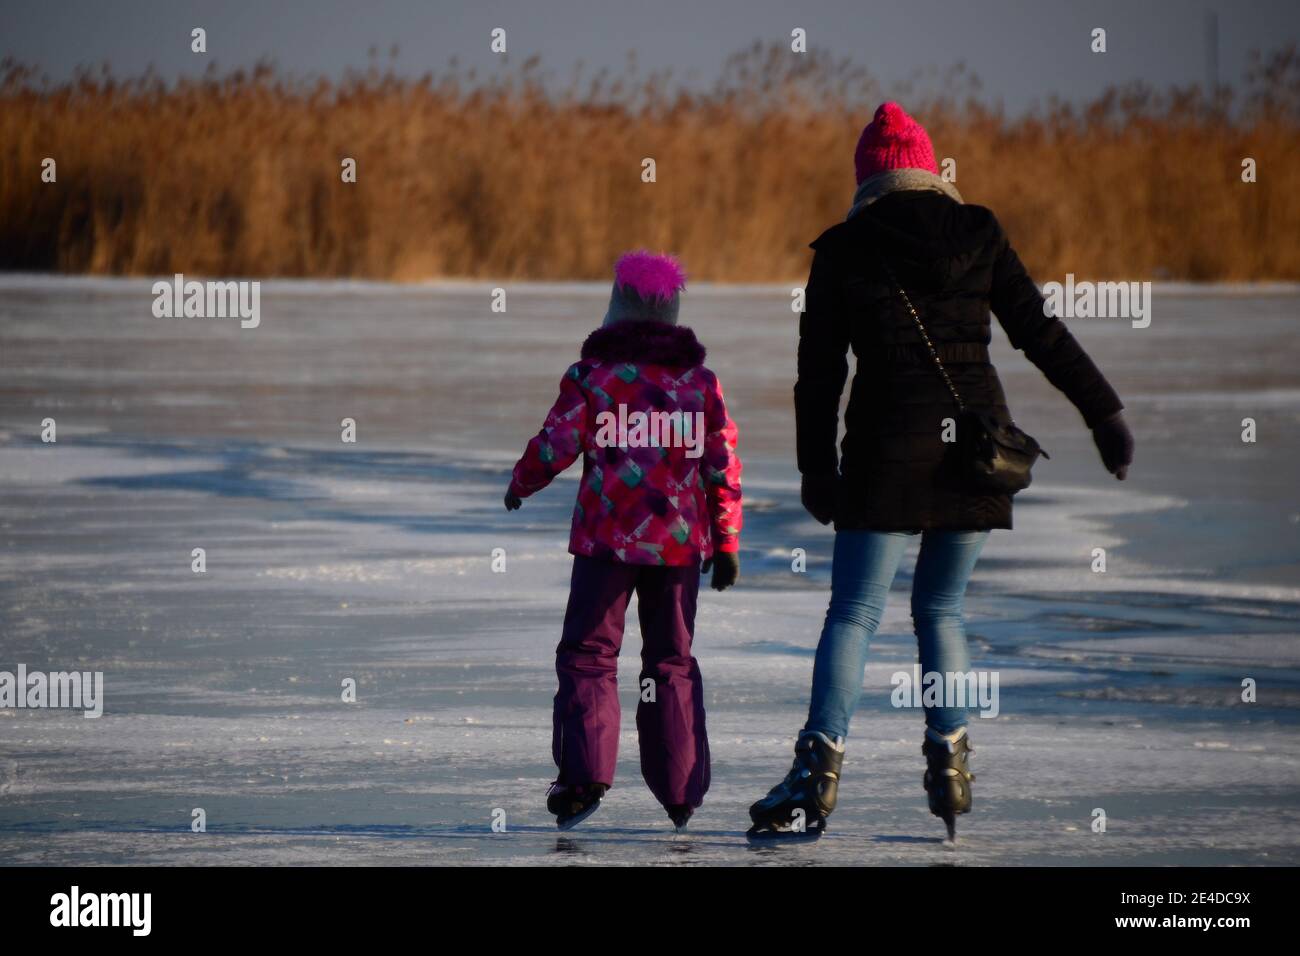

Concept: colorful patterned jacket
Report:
left=509, top=321, right=742, bottom=566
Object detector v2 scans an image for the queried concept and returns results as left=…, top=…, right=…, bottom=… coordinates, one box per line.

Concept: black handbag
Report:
left=884, top=265, right=1048, bottom=495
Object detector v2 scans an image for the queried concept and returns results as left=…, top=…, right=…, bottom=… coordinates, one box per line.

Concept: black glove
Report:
left=504, top=488, right=522, bottom=510
left=701, top=551, right=739, bottom=591
left=1091, top=411, right=1134, bottom=480
left=800, top=473, right=837, bottom=525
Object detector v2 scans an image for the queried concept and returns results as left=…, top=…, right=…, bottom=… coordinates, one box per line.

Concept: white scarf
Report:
left=847, top=168, right=963, bottom=220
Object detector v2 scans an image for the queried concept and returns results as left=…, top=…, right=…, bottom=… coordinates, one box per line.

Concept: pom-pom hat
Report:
left=853, top=101, right=939, bottom=184
left=602, top=251, right=687, bottom=327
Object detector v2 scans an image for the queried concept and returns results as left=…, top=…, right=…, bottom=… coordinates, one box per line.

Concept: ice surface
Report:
left=0, top=278, right=1297, bottom=865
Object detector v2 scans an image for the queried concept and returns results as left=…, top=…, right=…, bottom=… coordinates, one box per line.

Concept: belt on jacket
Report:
left=878, top=342, right=990, bottom=365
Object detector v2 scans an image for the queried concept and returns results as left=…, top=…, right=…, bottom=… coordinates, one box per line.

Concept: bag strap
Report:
left=881, top=262, right=967, bottom=414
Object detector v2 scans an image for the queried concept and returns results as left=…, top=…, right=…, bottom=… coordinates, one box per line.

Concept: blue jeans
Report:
left=805, top=530, right=989, bottom=739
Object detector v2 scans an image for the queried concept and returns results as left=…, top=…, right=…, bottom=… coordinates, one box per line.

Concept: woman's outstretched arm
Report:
left=989, top=223, right=1132, bottom=477
left=989, top=229, right=1124, bottom=428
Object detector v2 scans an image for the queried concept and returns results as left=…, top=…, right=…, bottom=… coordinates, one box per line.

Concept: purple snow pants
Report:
left=553, top=554, right=710, bottom=809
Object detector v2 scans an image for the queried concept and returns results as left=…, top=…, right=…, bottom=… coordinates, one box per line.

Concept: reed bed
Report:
left=2, top=43, right=1297, bottom=281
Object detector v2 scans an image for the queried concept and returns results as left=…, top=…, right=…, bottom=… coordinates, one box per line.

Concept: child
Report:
left=504, top=250, right=743, bottom=831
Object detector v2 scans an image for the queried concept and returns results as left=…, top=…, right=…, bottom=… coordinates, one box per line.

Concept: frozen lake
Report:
left=0, top=276, right=1298, bottom=865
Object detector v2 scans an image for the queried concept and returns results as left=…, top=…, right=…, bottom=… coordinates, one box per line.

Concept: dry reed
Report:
left=2, top=43, right=1298, bottom=281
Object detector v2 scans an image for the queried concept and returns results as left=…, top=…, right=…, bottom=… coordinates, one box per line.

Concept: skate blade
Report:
left=941, top=812, right=958, bottom=844
left=555, top=800, right=601, bottom=832
left=745, top=823, right=825, bottom=843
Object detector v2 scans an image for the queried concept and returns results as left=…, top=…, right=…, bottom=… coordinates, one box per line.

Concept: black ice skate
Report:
left=747, top=730, right=845, bottom=839
left=666, top=804, right=694, bottom=832
left=922, top=726, right=975, bottom=842
left=547, top=782, right=607, bottom=831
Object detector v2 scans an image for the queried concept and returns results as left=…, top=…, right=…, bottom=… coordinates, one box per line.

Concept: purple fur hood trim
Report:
left=580, top=320, right=706, bottom=367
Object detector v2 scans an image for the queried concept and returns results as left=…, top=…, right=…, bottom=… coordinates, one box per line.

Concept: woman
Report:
left=748, top=102, right=1134, bottom=840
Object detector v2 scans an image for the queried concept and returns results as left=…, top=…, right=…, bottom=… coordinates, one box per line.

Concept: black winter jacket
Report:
left=795, top=190, right=1123, bottom=531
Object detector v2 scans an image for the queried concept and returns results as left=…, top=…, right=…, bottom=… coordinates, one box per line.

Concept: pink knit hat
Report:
left=853, top=102, right=939, bottom=184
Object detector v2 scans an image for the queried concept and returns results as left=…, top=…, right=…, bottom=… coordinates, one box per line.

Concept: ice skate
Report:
left=747, top=730, right=844, bottom=839
left=666, top=804, right=694, bottom=832
left=922, top=727, right=974, bottom=842
left=547, top=782, right=607, bottom=831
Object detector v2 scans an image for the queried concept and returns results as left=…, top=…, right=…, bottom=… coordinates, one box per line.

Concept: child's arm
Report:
left=702, top=373, right=743, bottom=554
left=507, top=367, right=588, bottom=503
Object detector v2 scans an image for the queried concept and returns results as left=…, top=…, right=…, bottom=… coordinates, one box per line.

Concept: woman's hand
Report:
left=1091, top=411, right=1134, bottom=480
left=504, top=489, right=523, bottom=510
left=800, top=473, right=838, bottom=524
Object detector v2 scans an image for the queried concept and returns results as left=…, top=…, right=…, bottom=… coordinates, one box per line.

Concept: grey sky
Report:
left=3, top=0, right=1298, bottom=113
